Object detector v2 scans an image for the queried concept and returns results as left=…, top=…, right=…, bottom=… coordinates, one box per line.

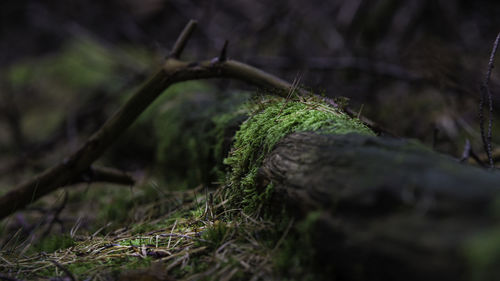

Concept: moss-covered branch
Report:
left=154, top=93, right=500, bottom=280
left=0, top=19, right=364, bottom=220
left=222, top=96, right=372, bottom=213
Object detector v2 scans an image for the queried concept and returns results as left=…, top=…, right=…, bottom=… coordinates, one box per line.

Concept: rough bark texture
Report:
left=150, top=93, right=500, bottom=280
left=259, top=132, right=500, bottom=281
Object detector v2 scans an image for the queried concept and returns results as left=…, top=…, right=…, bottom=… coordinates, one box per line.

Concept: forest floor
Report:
left=0, top=38, right=295, bottom=281
left=0, top=180, right=285, bottom=280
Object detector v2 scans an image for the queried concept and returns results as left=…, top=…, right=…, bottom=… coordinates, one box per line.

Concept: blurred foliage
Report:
left=1, top=0, right=499, bottom=168
left=1, top=36, right=154, bottom=149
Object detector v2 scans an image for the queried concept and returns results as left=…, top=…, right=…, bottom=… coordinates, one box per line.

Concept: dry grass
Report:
left=0, top=182, right=280, bottom=281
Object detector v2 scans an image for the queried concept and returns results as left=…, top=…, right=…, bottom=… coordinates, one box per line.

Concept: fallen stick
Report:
left=0, top=19, right=378, bottom=220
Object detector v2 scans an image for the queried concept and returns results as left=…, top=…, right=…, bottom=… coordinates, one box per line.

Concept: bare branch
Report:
left=168, top=19, right=198, bottom=59
left=0, top=20, right=384, bottom=220
left=71, top=166, right=135, bottom=186
left=480, top=31, right=500, bottom=169
left=49, top=260, right=76, bottom=281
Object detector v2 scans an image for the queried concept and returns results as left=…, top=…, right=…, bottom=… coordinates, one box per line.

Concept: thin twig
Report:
left=168, top=19, right=198, bottom=59
left=160, top=233, right=209, bottom=243
left=272, top=218, right=294, bottom=252
left=459, top=139, right=486, bottom=167
left=480, top=32, right=500, bottom=169
left=49, top=260, right=77, bottom=281
left=167, top=219, right=177, bottom=249
left=219, top=40, right=229, bottom=62
left=459, top=139, right=472, bottom=163
left=71, top=166, right=135, bottom=186
left=356, top=104, right=364, bottom=119
left=277, top=73, right=302, bottom=118
left=41, top=191, right=69, bottom=238
left=0, top=19, right=385, bottom=220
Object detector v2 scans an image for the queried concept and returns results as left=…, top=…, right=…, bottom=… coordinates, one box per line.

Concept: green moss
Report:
left=67, top=181, right=177, bottom=231
left=4, top=37, right=154, bottom=148
left=96, top=189, right=134, bottom=223
left=142, top=81, right=217, bottom=121
left=153, top=91, right=217, bottom=187
left=119, top=237, right=153, bottom=247
left=130, top=223, right=156, bottom=235
left=104, top=81, right=216, bottom=176
left=199, top=222, right=231, bottom=250
left=153, top=88, right=249, bottom=187
left=48, top=39, right=116, bottom=90
left=65, top=261, right=96, bottom=277
left=274, top=211, right=323, bottom=281
left=210, top=106, right=249, bottom=180
left=32, top=234, right=75, bottom=253
left=224, top=96, right=373, bottom=212
left=190, top=205, right=206, bottom=218
left=7, top=63, right=31, bottom=88
left=7, top=37, right=122, bottom=92
left=463, top=228, right=500, bottom=280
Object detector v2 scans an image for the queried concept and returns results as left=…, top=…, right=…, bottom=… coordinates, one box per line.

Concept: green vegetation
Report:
left=0, top=36, right=374, bottom=279
left=138, top=81, right=250, bottom=187
left=199, top=221, right=231, bottom=250
left=224, top=95, right=373, bottom=213
left=7, top=38, right=118, bottom=91
left=0, top=91, right=374, bottom=280
left=2, top=36, right=153, bottom=146
left=463, top=227, right=500, bottom=281
left=33, top=234, right=76, bottom=253
left=274, top=212, right=321, bottom=281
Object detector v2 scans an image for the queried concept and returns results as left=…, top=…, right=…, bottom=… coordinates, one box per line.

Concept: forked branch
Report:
left=0, top=19, right=380, bottom=220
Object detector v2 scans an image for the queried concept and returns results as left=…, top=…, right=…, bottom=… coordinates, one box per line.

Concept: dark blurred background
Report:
left=2, top=0, right=500, bottom=185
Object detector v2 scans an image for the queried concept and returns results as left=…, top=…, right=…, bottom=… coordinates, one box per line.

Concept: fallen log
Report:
left=260, top=132, right=500, bottom=281
left=156, top=94, right=500, bottom=280
left=1, top=19, right=498, bottom=280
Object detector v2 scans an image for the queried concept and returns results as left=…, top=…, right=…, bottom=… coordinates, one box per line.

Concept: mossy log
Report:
left=158, top=94, right=500, bottom=281
left=260, top=132, right=500, bottom=281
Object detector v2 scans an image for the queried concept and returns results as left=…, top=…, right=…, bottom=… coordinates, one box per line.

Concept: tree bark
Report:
left=150, top=91, right=500, bottom=280
left=148, top=91, right=500, bottom=280
left=258, top=132, right=500, bottom=281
